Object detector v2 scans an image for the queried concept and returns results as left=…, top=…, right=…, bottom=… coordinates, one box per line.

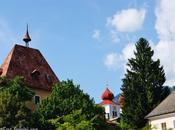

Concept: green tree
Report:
left=34, top=80, right=114, bottom=130
left=0, top=76, right=34, bottom=101
left=121, top=38, right=170, bottom=129
left=49, top=109, right=94, bottom=130
left=0, top=77, right=35, bottom=128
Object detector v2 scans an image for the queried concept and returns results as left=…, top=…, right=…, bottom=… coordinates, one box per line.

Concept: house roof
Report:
left=145, top=92, right=175, bottom=118
left=100, top=100, right=116, bottom=105
left=0, top=44, right=59, bottom=91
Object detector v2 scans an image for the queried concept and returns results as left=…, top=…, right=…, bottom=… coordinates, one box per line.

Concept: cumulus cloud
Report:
left=92, top=29, right=101, bottom=40
left=104, top=43, right=136, bottom=71
left=116, top=0, right=175, bottom=85
left=104, top=53, right=123, bottom=70
left=122, top=43, right=135, bottom=61
left=154, top=41, right=175, bottom=79
left=107, top=8, right=146, bottom=32
left=104, top=0, right=175, bottom=86
left=153, top=0, right=175, bottom=85
left=155, top=0, right=175, bottom=41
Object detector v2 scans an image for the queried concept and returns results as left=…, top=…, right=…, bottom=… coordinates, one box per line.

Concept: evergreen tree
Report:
left=121, top=38, right=170, bottom=129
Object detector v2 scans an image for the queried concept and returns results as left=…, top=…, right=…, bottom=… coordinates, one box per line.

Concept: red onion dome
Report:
left=118, top=96, right=123, bottom=103
left=101, top=88, right=114, bottom=100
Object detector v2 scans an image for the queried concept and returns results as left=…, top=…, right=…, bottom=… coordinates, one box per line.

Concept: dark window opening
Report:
left=161, top=122, right=166, bottom=130
left=112, top=111, right=117, bottom=118
left=31, top=69, right=40, bottom=79
left=34, top=95, right=40, bottom=104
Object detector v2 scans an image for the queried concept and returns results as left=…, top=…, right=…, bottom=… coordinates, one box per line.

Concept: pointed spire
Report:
left=23, top=24, right=31, bottom=47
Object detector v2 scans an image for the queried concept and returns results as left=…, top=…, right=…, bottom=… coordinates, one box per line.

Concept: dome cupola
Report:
left=101, top=87, right=114, bottom=100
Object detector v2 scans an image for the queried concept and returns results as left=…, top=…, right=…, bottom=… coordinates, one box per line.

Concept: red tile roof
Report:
left=0, top=44, right=59, bottom=91
left=100, top=100, right=116, bottom=105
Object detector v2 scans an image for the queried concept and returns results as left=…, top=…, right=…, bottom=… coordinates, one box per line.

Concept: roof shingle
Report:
left=145, top=92, right=175, bottom=118
left=0, top=44, right=59, bottom=91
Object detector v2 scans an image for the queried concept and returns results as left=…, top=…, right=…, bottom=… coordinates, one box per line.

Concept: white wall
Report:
left=149, top=113, right=175, bottom=130
left=102, top=104, right=120, bottom=120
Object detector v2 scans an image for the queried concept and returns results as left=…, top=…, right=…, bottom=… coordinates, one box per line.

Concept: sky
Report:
left=0, top=0, right=175, bottom=103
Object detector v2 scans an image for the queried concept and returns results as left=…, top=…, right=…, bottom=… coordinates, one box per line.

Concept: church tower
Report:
left=0, top=27, right=59, bottom=109
left=100, top=87, right=121, bottom=120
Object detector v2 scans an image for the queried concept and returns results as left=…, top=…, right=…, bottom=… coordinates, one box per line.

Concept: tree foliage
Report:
left=34, top=80, right=114, bottom=130
left=0, top=76, right=35, bottom=128
left=121, top=38, right=170, bottom=129
left=0, top=76, right=34, bottom=101
left=49, top=109, right=95, bottom=130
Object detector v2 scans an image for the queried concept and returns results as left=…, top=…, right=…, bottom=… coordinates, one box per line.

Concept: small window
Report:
left=173, top=120, right=175, bottom=128
left=112, top=111, right=118, bottom=118
left=34, top=95, right=40, bottom=104
left=31, top=69, right=40, bottom=79
left=161, top=122, right=166, bottom=130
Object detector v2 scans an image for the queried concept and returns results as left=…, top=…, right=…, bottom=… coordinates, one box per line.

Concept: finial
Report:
left=105, top=82, right=109, bottom=88
left=23, top=24, right=31, bottom=47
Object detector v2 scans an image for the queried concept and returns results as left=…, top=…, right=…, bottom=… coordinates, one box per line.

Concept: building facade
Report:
left=146, top=92, right=175, bottom=130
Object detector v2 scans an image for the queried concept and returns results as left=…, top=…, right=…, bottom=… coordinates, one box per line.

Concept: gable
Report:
left=0, top=44, right=59, bottom=91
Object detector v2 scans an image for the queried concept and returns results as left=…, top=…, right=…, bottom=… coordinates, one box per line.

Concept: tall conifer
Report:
left=121, top=38, right=170, bottom=129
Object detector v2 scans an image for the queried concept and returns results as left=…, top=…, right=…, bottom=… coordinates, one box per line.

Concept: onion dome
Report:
left=23, top=24, right=31, bottom=47
left=101, top=87, right=114, bottom=100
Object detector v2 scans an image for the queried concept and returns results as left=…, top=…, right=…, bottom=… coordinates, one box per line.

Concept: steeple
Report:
left=23, top=24, right=31, bottom=47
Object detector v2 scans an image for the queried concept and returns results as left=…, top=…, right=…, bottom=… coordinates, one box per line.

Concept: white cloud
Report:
left=107, top=8, right=146, bottom=32
left=154, top=0, right=175, bottom=86
left=104, top=43, right=136, bottom=71
left=122, top=43, right=135, bottom=61
left=92, top=29, right=101, bottom=40
left=155, top=0, right=175, bottom=41
left=104, top=0, right=175, bottom=86
left=104, top=53, right=123, bottom=70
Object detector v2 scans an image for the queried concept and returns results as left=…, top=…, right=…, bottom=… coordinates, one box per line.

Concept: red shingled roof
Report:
left=0, top=44, right=59, bottom=91
left=100, top=100, right=116, bottom=105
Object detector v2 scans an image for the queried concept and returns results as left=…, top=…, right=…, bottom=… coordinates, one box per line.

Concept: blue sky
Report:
left=0, top=0, right=175, bottom=103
